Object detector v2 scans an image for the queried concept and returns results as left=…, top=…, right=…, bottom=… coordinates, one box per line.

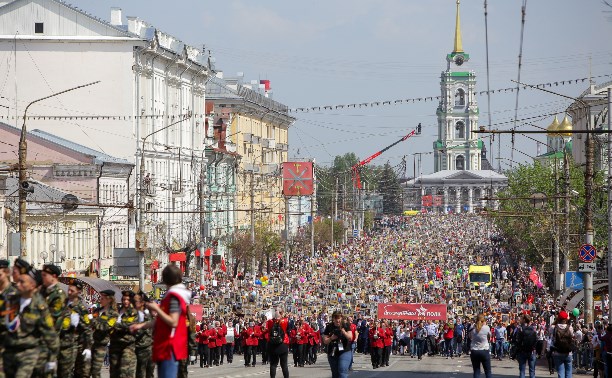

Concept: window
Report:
left=455, top=88, right=465, bottom=106
left=455, top=121, right=465, bottom=139
left=35, top=23, right=44, bottom=34
left=456, top=155, right=465, bottom=170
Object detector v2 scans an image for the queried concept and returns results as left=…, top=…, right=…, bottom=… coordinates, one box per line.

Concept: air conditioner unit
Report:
left=244, top=163, right=260, bottom=173
left=263, top=138, right=276, bottom=149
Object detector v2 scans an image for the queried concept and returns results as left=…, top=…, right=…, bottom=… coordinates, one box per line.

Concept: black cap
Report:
left=68, top=278, right=84, bottom=290
left=100, top=289, right=115, bottom=297
left=42, top=264, right=61, bottom=277
left=0, top=259, right=9, bottom=269
left=14, top=258, right=30, bottom=275
left=121, top=290, right=134, bottom=298
left=25, top=266, right=42, bottom=286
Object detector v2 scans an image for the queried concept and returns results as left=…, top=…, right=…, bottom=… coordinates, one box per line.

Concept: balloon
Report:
left=337, top=288, right=343, bottom=293
left=409, top=263, right=414, bottom=268
left=429, top=280, right=434, bottom=285
left=536, top=282, right=543, bottom=289
left=398, top=269, right=403, bottom=274
left=299, top=277, right=306, bottom=283
left=255, top=280, right=262, bottom=285
left=572, top=308, right=580, bottom=317
left=262, top=282, right=268, bottom=287
left=199, top=285, right=205, bottom=290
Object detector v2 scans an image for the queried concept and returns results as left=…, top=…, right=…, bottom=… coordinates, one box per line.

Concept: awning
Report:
left=58, top=276, right=123, bottom=302
left=169, top=252, right=186, bottom=262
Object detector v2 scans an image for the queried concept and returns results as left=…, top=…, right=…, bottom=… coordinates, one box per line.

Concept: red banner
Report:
left=377, top=303, right=447, bottom=320
left=282, top=162, right=314, bottom=196
left=189, top=304, right=203, bottom=321
left=421, top=195, right=433, bottom=207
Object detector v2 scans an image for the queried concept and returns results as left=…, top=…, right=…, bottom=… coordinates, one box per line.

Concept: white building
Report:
left=0, top=1, right=213, bottom=273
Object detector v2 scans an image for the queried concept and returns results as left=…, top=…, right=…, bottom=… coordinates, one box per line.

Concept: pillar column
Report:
left=480, top=187, right=486, bottom=209
left=492, top=187, right=499, bottom=210
left=468, top=187, right=473, bottom=213
left=455, top=187, right=461, bottom=213
left=443, top=187, right=449, bottom=214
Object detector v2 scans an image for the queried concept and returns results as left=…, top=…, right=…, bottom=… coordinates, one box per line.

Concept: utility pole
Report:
left=199, top=158, right=207, bottom=286
left=284, top=195, right=289, bottom=266
left=607, top=87, right=612, bottom=321
left=250, top=171, right=256, bottom=277
left=18, top=81, right=99, bottom=258
left=310, top=191, right=315, bottom=258
left=584, top=115, right=595, bottom=325
left=332, top=177, right=338, bottom=248
left=563, top=149, right=570, bottom=292
left=553, top=159, right=560, bottom=296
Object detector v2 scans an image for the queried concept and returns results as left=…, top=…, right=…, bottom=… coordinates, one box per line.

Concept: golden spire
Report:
left=453, top=0, right=464, bottom=53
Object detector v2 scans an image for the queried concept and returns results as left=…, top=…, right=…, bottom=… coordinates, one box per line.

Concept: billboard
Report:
left=377, top=303, right=447, bottom=320
left=421, top=195, right=433, bottom=207
left=282, top=162, right=314, bottom=196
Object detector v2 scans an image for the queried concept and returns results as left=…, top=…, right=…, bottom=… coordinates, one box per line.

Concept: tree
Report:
left=254, top=224, right=282, bottom=274
left=377, top=162, right=403, bottom=215
left=227, top=230, right=255, bottom=277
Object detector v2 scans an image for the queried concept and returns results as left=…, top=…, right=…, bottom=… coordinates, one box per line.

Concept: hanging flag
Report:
left=529, top=268, right=539, bottom=284
left=221, top=258, right=227, bottom=272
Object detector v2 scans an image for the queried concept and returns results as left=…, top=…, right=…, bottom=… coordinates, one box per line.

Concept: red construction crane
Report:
left=351, top=124, right=420, bottom=189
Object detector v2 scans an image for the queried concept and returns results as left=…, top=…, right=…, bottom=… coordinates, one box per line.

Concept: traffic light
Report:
left=416, top=123, right=422, bottom=135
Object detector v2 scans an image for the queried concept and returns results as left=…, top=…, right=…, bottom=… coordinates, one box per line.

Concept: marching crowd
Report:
left=0, top=213, right=605, bottom=378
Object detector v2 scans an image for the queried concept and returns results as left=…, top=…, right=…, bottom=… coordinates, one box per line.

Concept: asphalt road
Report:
left=100, top=351, right=556, bottom=378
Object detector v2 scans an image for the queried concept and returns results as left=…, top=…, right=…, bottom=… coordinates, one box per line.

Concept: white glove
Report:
left=70, top=312, right=80, bottom=327
left=138, top=311, right=145, bottom=323
left=88, top=314, right=94, bottom=320
left=116, top=316, right=122, bottom=324
left=44, top=362, right=57, bottom=373
left=82, top=349, right=92, bottom=361
left=190, top=355, right=196, bottom=362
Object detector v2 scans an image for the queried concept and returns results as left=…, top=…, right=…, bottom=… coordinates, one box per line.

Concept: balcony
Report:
left=244, top=163, right=260, bottom=173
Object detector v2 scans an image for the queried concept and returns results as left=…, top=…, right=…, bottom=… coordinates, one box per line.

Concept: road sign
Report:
left=578, top=262, right=597, bottom=273
left=353, top=229, right=359, bottom=237
left=565, top=271, right=584, bottom=290
left=578, top=244, right=596, bottom=263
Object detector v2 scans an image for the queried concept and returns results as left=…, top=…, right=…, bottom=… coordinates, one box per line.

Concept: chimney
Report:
left=110, top=7, right=122, bottom=26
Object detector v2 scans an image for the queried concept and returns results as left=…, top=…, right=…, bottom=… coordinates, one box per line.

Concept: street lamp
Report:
left=137, top=113, right=192, bottom=290
left=18, top=81, right=100, bottom=257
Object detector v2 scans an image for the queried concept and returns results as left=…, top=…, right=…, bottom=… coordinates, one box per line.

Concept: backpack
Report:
left=554, top=326, right=574, bottom=354
left=518, top=326, right=537, bottom=353
left=269, top=320, right=285, bottom=346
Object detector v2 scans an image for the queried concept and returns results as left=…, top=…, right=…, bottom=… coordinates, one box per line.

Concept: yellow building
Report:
left=206, top=75, right=294, bottom=235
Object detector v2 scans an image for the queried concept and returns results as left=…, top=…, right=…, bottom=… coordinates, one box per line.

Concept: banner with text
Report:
left=377, top=303, right=447, bottom=320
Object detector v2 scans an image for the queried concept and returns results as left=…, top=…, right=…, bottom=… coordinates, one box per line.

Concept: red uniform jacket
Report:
left=383, top=328, right=393, bottom=347
left=296, top=325, right=309, bottom=345
left=207, top=328, right=218, bottom=348
left=243, top=326, right=260, bottom=346
left=266, top=318, right=289, bottom=344
left=197, top=328, right=209, bottom=345
left=369, top=327, right=384, bottom=348
left=217, top=324, right=227, bottom=346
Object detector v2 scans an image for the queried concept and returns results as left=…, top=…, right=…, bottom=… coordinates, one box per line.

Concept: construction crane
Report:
left=351, top=124, right=421, bottom=189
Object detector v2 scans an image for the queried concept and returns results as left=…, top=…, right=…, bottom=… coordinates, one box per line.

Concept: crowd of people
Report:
left=0, top=213, right=606, bottom=378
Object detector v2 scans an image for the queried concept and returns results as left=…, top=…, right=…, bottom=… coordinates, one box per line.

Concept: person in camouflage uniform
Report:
left=34, top=264, right=67, bottom=378
left=3, top=263, right=59, bottom=378
left=0, top=259, right=17, bottom=378
left=90, top=289, right=118, bottom=378
left=178, top=306, right=197, bottom=378
left=109, top=290, right=138, bottom=378
left=134, top=292, right=154, bottom=378
left=58, top=279, right=93, bottom=378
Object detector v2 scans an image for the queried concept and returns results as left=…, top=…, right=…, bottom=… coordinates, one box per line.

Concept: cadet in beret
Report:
left=109, top=290, right=138, bottom=378
left=3, top=265, right=59, bottom=377
left=0, top=259, right=17, bottom=378
left=90, top=289, right=118, bottom=378
left=133, top=291, right=154, bottom=378
left=36, top=264, right=67, bottom=377
left=11, top=257, right=30, bottom=284
left=58, top=279, right=93, bottom=378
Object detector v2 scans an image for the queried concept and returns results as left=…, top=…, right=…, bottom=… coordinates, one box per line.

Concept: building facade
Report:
left=206, top=74, right=294, bottom=237
left=0, top=122, right=133, bottom=275
left=0, top=1, right=213, bottom=275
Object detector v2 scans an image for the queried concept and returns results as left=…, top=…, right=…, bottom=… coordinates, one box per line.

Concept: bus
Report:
left=468, top=265, right=492, bottom=287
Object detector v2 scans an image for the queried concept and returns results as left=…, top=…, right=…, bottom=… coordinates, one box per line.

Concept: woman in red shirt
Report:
left=369, top=321, right=385, bottom=369
left=443, top=322, right=455, bottom=359
left=266, top=308, right=290, bottom=378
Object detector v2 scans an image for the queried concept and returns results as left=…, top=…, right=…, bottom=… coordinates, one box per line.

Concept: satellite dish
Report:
left=61, top=194, right=79, bottom=211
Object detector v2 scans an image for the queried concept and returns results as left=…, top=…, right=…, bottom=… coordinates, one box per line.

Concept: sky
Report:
left=72, top=0, right=611, bottom=175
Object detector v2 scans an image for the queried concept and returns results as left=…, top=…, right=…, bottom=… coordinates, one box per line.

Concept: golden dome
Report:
left=557, top=115, right=573, bottom=137
left=546, top=116, right=560, bottom=135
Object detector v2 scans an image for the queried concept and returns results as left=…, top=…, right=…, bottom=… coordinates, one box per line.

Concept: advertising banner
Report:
left=377, top=303, right=447, bottom=320
left=421, top=195, right=433, bottom=207
left=189, top=304, right=203, bottom=321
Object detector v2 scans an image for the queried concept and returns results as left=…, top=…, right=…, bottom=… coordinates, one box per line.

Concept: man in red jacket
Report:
left=242, top=321, right=260, bottom=367
left=216, top=320, right=227, bottom=365
left=258, top=316, right=269, bottom=365
left=207, top=324, right=218, bottom=367
left=381, top=321, right=393, bottom=367
left=196, top=322, right=210, bottom=368
left=369, top=321, right=385, bottom=369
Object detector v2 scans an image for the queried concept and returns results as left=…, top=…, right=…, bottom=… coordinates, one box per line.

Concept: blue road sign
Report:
left=565, top=271, right=584, bottom=290
left=352, top=229, right=359, bottom=237
left=578, top=244, right=596, bottom=263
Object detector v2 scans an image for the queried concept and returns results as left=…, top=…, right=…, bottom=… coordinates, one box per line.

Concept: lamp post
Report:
left=137, top=113, right=191, bottom=290
left=18, top=81, right=100, bottom=257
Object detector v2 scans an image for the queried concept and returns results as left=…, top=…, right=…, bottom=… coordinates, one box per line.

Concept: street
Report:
left=101, top=352, right=543, bottom=378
